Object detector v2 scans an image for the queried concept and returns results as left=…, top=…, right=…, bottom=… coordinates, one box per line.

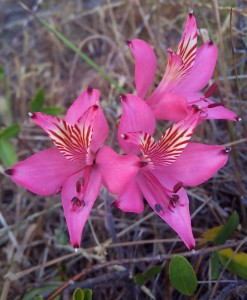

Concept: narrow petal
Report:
left=177, top=13, right=197, bottom=72
left=154, top=142, right=228, bottom=187
left=30, top=105, right=98, bottom=163
left=174, top=41, right=218, bottom=94
left=8, top=148, right=82, bottom=195
left=128, top=39, right=157, bottom=99
left=137, top=174, right=195, bottom=249
left=152, top=93, right=188, bottom=122
left=115, top=178, right=144, bottom=213
left=123, top=107, right=199, bottom=167
left=96, top=146, right=140, bottom=194
left=61, top=166, right=101, bottom=248
left=118, top=94, right=156, bottom=155
left=65, top=87, right=100, bottom=125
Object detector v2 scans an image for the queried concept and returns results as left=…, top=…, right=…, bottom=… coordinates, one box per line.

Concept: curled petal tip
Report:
left=189, top=10, right=193, bottom=16
left=28, top=112, right=34, bottom=118
left=191, top=249, right=196, bottom=254
left=208, top=39, right=214, bottom=46
left=73, top=243, right=80, bottom=252
left=119, top=94, right=126, bottom=101
left=237, top=117, right=242, bottom=122
left=125, top=40, right=132, bottom=47
left=167, top=47, right=173, bottom=54
left=120, top=133, right=127, bottom=139
left=93, top=103, right=99, bottom=110
left=87, top=85, right=93, bottom=93
left=5, top=168, right=14, bottom=176
left=224, top=147, right=231, bottom=153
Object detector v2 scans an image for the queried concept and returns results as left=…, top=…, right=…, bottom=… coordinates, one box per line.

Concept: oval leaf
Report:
left=83, top=289, right=92, bottom=300
left=134, top=265, right=163, bottom=286
left=30, top=88, right=45, bottom=112
left=218, top=248, right=247, bottom=280
left=214, top=211, right=239, bottom=246
left=0, top=139, right=17, bottom=167
left=41, top=107, right=64, bottom=116
left=169, top=256, right=197, bottom=296
left=0, top=124, right=20, bottom=139
left=73, top=288, right=84, bottom=300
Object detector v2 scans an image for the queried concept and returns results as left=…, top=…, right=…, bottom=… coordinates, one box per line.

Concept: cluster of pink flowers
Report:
left=6, top=13, right=237, bottom=250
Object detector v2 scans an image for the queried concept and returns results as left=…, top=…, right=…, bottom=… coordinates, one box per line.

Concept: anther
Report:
left=225, top=147, right=231, bottom=153
left=4, top=169, right=14, bottom=176
left=208, top=102, right=225, bottom=108
left=87, top=85, right=93, bottom=94
left=204, top=82, right=217, bottom=98
left=173, top=182, right=183, bottom=193
left=155, top=204, right=163, bottom=212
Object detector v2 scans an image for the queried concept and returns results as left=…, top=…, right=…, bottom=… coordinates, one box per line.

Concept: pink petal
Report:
left=96, top=146, right=140, bottom=194
left=118, top=94, right=156, bottom=154
left=137, top=174, right=195, bottom=249
left=174, top=41, right=218, bottom=94
left=61, top=166, right=101, bottom=248
left=8, top=148, right=82, bottom=195
left=154, top=142, right=228, bottom=187
left=201, top=99, right=237, bottom=121
left=65, top=87, right=100, bottom=125
left=128, top=39, right=157, bottom=99
left=115, top=178, right=144, bottom=213
left=152, top=93, right=188, bottom=122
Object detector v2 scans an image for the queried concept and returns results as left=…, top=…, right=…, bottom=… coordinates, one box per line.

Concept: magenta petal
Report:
left=62, top=166, right=101, bottom=248
left=65, top=88, right=100, bottom=125
left=155, top=142, right=228, bottom=187
left=152, top=92, right=188, bottom=122
left=174, top=41, right=218, bottom=94
left=128, top=39, right=157, bottom=99
left=118, top=94, right=156, bottom=154
left=115, top=178, right=144, bottom=213
left=203, top=99, right=237, bottom=121
left=96, top=146, right=140, bottom=194
left=9, top=148, right=82, bottom=195
left=137, top=175, right=195, bottom=249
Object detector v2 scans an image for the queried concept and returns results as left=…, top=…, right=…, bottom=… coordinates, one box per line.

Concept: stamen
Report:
left=87, top=85, right=93, bottom=94
left=4, top=169, right=14, bottom=176
left=173, top=182, right=183, bottom=193
left=204, top=82, right=217, bottom=98
left=208, top=102, right=225, bottom=108
left=225, top=147, right=231, bottom=153
left=168, top=194, right=180, bottom=211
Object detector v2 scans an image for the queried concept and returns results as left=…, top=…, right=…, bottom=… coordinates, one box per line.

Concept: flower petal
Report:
left=96, top=146, right=140, bottom=194
left=118, top=94, right=156, bottom=154
left=154, top=142, right=228, bottom=187
left=115, top=178, right=144, bottom=213
left=61, top=166, right=101, bottom=248
left=8, top=148, right=82, bottom=195
left=152, top=93, right=188, bottom=122
left=65, top=87, right=100, bottom=125
left=174, top=41, right=218, bottom=94
left=137, top=174, right=195, bottom=249
left=128, top=39, right=157, bottom=99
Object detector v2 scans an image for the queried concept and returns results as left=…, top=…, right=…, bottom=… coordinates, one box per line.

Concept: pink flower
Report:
left=5, top=88, right=139, bottom=249
left=128, top=13, right=237, bottom=122
left=101, top=95, right=229, bottom=249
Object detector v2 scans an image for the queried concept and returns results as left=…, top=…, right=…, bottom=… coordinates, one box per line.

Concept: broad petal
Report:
left=96, top=146, right=140, bottom=194
left=115, top=178, right=144, bottom=213
left=152, top=93, right=188, bottom=122
left=118, top=94, right=156, bottom=154
left=8, top=148, right=82, bottom=195
left=174, top=41, right=218, bottom=94
left=137, top=174, right=195, bottom=249
left=65, top=87, right=100, bottom=125
left=61, top=166, right=101, bottom=248
left=154, top=142, right=228, bottom=187
left=128, top=39, right=157, bottom=99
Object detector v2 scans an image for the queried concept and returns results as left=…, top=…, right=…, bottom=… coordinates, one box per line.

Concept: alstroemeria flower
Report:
left=6, top=88, right=139, bottom=249
left=128, top=13, right=237, bottom=122
left=102, top=96, right=229, bottom=249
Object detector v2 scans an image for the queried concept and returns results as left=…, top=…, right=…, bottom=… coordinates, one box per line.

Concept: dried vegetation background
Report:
left=0, top=0, right=247, bottom=299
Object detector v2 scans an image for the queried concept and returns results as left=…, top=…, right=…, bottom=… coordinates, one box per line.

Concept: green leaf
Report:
left=218, top=248, right=247, bottom=280
left=30, top=88, right=45, bottom=112
left=0, top=139, right=17, bottom=167
left=169, top=256, right=197, bottom=296
left=23, top=285, right=60, bottom=300
left=73, top=288, right=84, bottom=300
left=0, top=124, right=20, bottom=139
left=134, top=265, right=163, bottom=286
left=40, top=107, right=64, bottom=116
left=214, top=211, right=239, bottom=246
left=0, top=64, right=4, bottom=83
left=83, top=289, right=92, bottom=300
left=210, top=252, right=220, bottom=280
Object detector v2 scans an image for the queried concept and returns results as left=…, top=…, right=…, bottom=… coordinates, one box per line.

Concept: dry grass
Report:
left=0, top=0, right=246, bottom=299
